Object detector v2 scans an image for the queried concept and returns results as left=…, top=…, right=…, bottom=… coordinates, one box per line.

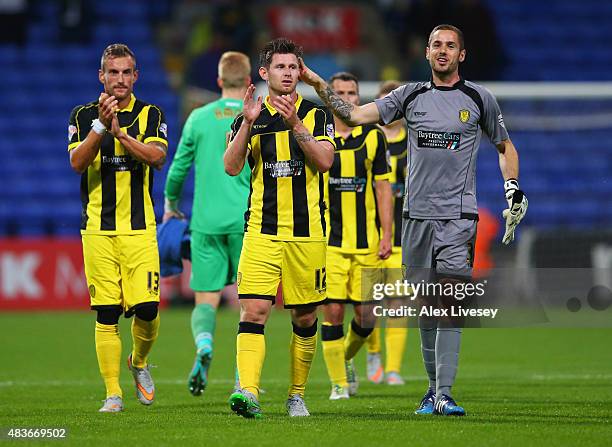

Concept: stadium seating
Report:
left=0, top=0, right=181, bottom=236
left=474, top=0, right=612, bottom=229
left=488, top=0, right=612, bottom=81
left=0, top=0, right=609, bottom=236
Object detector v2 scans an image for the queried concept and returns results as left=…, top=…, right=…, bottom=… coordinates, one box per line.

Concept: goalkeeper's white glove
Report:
left=502, top=178, right=528, bottom=245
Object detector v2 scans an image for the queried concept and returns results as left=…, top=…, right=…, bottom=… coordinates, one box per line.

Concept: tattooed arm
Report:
left=299, top=58, right=381, bottom=126
left=271, top=95, right=334, bottom=172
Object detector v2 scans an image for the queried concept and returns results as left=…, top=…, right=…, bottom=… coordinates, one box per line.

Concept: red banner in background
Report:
left=0, top=238, right=172, bottom=311
left=267, top=6, right=360, bottom=52
left=0, top=238, right=88, bottom=310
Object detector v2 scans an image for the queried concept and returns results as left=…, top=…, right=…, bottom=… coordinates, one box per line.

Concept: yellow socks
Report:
left=288, top=321, right=318, bottom=397
left=367, top=326, right=381, bottom=354
left=321, top=323, right=348, bottom=387
left=95, top=322, right=122, bottom=398
left=344, top=319, right=373, bottom=361
left=131, top=315, right=160, bottom=368
left=385, top=325, right=408, bottom=373
left=236, top=322, right=265, bottom=398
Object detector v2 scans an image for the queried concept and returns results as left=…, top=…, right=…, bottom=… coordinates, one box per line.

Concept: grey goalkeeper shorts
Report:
left=401, top=218, right=478, bottom=282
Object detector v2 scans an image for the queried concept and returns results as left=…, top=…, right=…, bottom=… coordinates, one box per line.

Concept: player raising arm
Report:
left=302, top=24, right=527, bottom=416
left=224, top=88, right=334, bottom=174
left=224, top=38, right=336, bottom=419
left=299, top=40, right=526, bottom=245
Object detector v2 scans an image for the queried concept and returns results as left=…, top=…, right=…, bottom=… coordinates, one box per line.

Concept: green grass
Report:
left=1, top=310, right=611, bottom=446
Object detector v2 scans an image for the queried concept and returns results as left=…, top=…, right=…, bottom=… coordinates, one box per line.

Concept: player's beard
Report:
left=431, top=59, right=459, bottom=78
left=110, top=84, right=131, bottom=102
left=270, top=79, right=296, bottom=96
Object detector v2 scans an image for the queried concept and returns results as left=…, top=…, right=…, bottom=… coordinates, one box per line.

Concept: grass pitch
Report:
left=1, top=309, right=611, bottom=446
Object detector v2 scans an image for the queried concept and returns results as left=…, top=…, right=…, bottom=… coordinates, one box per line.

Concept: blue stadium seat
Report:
left=0, top=45, right=20, bottom=64
left=2, top=0, right=610, bottom=236
left=0, top=1, right=182, bottom=237
left=487, top=0, right=611, bottom=81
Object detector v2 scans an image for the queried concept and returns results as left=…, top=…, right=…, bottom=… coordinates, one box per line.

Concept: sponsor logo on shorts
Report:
left=264, top=160, right=304, bottom=178
left=89, top=284, right=96, bottom=298
left=417, top=130, right=461, bottom=150
left=328, top=176, right=367, bottom=193
left=414, top=111, right=427, bottom=117
left=459, top=109, right=470, bottom=123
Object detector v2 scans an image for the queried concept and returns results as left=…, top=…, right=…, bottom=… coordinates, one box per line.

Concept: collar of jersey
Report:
left=386, top=126, right=407, bottom=143
left=117, top=94, right=136, bottom=112
left=429, top=77, right=465, bottom=91
left=335, top=125, right=363, bottom=140
left=264, top=93, right=303, bottom=115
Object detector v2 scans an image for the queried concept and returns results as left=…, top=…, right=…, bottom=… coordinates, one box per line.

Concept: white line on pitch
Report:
left=1, top=373, right=611, bottom=388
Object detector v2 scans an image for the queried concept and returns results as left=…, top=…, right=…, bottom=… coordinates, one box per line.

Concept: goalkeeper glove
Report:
left=502, top=179, right=528, bottom=245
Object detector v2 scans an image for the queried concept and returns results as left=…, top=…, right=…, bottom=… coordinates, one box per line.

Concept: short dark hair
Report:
left=259, top=38, right=303, bottom=68
left=428, top=24, right=465, bottom=50
left=100, top=43, right=136, bottom=70
left=328, top=71, right=359, bottom=85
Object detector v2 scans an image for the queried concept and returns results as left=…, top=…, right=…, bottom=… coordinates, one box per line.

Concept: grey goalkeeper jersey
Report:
left=375, top=79, right=508, bottom=220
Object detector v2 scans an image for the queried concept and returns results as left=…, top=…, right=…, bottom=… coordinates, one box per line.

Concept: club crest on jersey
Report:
left=459, top=109, right=470, bottom=123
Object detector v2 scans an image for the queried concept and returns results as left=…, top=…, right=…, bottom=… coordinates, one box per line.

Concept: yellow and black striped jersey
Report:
left=68, top=94, right=167, bottom=234
left=385, top=126, right=408, bottom=250
left=230, top=94, right=335, bottom=241
left=324, top=124, right=390, bottom=253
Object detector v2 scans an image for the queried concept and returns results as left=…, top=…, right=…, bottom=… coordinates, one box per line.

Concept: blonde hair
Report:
left=218, top=51, right=251, bottom=89
left=378, top=80, right=402, bottom=98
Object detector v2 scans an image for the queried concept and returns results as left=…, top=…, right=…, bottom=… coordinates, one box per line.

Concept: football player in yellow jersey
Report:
left=224, top=38, right=336, bottom=418
left=366, top=81, right=410, bottom=386
left=321, top=72, right=393, bottom=400
left=68, top=44, right=167, bottom=412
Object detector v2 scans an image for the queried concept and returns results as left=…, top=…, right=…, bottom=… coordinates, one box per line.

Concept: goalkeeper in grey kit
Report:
left=300, top=24, right=528, bottom=416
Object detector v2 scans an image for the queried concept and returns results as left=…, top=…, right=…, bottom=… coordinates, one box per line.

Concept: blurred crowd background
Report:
left=0, top=0, right=610, bottom=307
